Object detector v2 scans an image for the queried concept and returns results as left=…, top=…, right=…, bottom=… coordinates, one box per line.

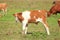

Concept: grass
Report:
left=0, top=0, right=60, bottom=40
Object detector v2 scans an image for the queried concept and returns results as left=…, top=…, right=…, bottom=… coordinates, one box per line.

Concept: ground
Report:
left=0, top=0, right=60, bottom=40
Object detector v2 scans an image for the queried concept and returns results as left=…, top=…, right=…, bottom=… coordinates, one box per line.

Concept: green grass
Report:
left=0, top=0, right=60, bottom=40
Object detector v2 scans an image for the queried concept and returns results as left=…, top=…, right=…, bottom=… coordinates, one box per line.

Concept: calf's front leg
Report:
left=22, top=20, right=28, bottom=35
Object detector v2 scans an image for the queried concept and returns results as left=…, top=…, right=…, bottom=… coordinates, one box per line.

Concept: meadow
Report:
left=0, top=0, right=60, bottom=40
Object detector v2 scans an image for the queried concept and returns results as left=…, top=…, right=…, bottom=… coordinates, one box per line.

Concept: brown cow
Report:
left=13, top=10, right=50, bottom=35
left=0, top=3, right=7, bottom=15
left=53, top=1, right=60, bottom=4
left=48, top=4, right=60, bottom=17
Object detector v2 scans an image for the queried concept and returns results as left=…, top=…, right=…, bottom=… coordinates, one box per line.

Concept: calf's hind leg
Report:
left=36, top=18, right=50, bottom=35
left=42, top=20, right=50, bottom=35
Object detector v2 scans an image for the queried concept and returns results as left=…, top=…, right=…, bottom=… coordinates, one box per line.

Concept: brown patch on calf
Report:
left=27, top=10, right=48, bottom=24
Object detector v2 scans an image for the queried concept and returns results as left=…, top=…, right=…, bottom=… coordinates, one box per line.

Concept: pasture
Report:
left=0, top=0, right=60, bottom=40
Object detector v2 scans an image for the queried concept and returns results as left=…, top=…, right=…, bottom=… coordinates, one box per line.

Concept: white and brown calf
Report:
left=13, top=10, right=50, bottom=35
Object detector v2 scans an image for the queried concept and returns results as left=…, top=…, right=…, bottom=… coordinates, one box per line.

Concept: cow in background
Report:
left=48, top=3, right=60, bottom=17
left=53, top=1, right=60, bottom=4
left=13, top=10, right=50, bottom=35
left=0, top=3, right=7, bottom=15
left=58, top=19, right=60, bottom=27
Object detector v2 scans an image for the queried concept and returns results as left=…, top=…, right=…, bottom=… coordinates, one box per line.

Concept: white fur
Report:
left=43, top=23, right=50, bottom=35
left=25, top=27, right=28, bottom=34
left=22, top=11, right=31, bottom=19
left=22, top=20, right=28, bottom=34
left=16, top=16, right=18, bottom=22
left=38, top=10, right=41, bottom=12
left=36, top=18, right=42, bottom=22
left=22, top=11, right=31, bottom=34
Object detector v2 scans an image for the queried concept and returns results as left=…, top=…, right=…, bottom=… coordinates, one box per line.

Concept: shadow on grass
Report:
left=26, top=31, right=47, bottom=38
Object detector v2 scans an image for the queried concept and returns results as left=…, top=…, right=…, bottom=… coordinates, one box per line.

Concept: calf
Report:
left=0, top=3, right=7, bottom=15
left=13, top=10, right=50, bottom=35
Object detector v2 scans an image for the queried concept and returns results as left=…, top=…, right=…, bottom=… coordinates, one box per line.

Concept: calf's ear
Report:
left=53, top=1, right=55, bottom=4
left=13, top=14, right=15, bottom=16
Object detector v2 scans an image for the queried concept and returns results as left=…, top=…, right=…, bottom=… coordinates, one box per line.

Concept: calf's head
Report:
left=13, top=12, right=24, bottom=22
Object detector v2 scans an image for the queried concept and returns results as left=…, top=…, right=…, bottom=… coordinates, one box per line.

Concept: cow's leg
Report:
left=22, top=20, right=28, bottom=35
left=2, top=9, right=5, bottom=15
left=42, top=20, right=50, bottom=35
left=36, top=18, right=50, bottom=35
left=2, top=8, right=7, bottom=15
left=4, top=8, right=7, bottom=14
left=25, top=24, right=28, bottom=34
